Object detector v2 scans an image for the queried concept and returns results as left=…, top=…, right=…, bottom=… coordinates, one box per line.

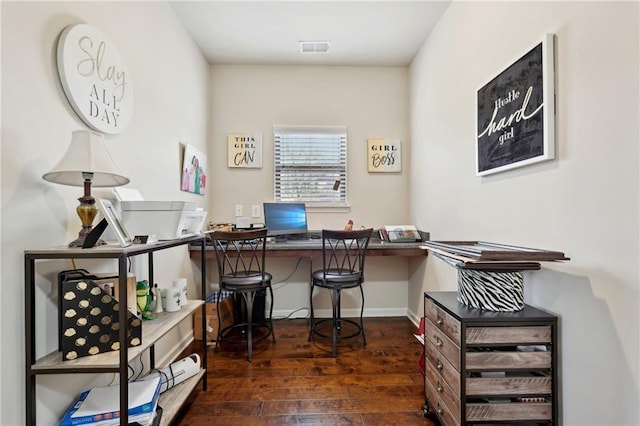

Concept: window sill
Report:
left=306, top=204, right=350, bottom=212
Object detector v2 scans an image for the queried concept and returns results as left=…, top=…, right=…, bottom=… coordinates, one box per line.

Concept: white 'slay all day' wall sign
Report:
left=57, top=24, right=133, bottom=135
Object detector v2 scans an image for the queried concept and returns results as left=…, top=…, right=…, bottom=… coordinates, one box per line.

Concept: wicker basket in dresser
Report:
left=423, top=292, right=558, bottom=425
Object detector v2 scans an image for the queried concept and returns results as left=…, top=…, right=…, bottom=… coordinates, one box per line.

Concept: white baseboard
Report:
left=273, top=307, right=408, bottom=319
left=406, top=308, right=421, bottom=328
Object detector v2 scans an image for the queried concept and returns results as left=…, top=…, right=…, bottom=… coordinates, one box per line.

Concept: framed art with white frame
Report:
left=476, top=33, right=555, bottom=176
left=97, top=198, right=132, bottom=247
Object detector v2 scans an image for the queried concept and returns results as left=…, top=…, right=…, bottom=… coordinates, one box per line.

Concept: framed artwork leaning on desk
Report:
left=97, top=198, right=132, bottom=247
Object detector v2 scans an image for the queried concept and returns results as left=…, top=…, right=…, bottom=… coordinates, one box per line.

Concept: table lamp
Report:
left=43, top=130, right=130, bottom=247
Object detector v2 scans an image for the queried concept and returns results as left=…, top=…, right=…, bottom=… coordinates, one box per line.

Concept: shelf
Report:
left=32, top=300, right=203, bottom=373
left=25, top=234, right=209, bottom=425
left=25, top=234, right=208, bottom=259
left=158, top=369, right=205, bottom=426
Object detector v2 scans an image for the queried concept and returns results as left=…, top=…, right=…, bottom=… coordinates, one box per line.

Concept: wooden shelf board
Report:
left=158, top=369, right=204, bottom=426
left=32, top=300, right=204, bottom=373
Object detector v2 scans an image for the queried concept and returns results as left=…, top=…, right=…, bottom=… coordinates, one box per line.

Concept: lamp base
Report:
left=70, top=183, right=105, bottom=248
left=68, top=236, right=107, bottom=248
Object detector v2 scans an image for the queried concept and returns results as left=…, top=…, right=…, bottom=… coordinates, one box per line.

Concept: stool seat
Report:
left=312, top=269, right=362, bottom=286
left=221, top=272, right=273, bottom=290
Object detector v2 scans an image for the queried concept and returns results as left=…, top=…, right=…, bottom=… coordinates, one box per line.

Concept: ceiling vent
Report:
left=299, top=41, right=331, bottom=54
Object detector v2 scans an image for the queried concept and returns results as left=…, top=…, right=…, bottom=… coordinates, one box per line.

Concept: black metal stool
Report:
left=211, top=228, right=275, bottom=362
left=308, top=228, right=373, bottom=357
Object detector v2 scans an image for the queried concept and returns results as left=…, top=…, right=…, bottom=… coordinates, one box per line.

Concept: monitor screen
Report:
left=263, top=202, right=308, bottom=236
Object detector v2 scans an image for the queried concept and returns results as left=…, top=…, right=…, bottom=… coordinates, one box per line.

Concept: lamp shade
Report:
left=42, top=130, right=129, bottom=187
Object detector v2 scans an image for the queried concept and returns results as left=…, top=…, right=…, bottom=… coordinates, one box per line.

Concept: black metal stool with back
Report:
left=211, top=228, right=275, bottom=362
left=308, top=228, right=373, bottom=357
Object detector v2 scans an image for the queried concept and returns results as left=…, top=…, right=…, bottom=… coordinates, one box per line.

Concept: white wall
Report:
left=208, top=65, right=412, bottom=317
left=1, top=2, right=210, bottom=424
left=409, top=1, right=639, bottom=425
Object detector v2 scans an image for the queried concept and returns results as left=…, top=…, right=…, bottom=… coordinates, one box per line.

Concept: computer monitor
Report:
left=263, top=202, right=308, bottom=237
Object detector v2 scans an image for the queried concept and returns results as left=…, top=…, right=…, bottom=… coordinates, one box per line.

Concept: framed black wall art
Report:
left=476, top=34, right=555, bottom=176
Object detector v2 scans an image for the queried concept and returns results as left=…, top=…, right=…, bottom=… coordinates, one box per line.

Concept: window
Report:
left=273, top=126, right=347, bottom=207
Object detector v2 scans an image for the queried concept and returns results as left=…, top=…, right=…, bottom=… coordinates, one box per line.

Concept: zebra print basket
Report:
left=457, top=269, right=524, bottom=311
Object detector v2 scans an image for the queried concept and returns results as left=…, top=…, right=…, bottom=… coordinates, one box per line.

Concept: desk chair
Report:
left=210, top=228, right=275, bottom=362
left=308, top=228, right=373, bottom=357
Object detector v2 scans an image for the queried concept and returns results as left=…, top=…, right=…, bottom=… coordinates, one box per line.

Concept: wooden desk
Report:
left=189, top=237, right=428, bottom=259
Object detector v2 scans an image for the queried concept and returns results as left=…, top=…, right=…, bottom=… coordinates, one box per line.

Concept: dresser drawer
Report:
left=466, top=375, right=552, bottom=397
left=426, top=376, right=461, bottom=426
left=426, top=361, right=460, bottom=420
left=466, top=401, right=552, bottom=422
left=466, top=326, right=551, bottom=345
left=466, top=350, right=551, bottom=371
left=425, top=298, right=461, bottom=344
left=425, top=340, right=460, bottom=394
left=425, top=319, right=460, bottom=370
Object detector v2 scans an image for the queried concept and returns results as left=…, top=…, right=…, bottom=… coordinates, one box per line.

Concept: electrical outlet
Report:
left=251, top=205, right=261, bottom=218
left=235, top=204, right=243, bottom=217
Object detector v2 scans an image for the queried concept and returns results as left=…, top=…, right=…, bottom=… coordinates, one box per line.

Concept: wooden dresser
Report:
left=423, top=292, right=558, bottom=425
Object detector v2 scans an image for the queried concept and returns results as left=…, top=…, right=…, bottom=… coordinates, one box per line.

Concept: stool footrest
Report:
left=219, top=322, right=274, bottom=345
left=310, top=318, right=363, bottom=340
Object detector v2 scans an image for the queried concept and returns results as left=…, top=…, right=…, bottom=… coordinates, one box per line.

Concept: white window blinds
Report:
left=273, top=126, right=347, bottom=206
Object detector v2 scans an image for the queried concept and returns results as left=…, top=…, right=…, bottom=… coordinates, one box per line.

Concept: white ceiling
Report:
left=169, top=1, right=452, bottom=67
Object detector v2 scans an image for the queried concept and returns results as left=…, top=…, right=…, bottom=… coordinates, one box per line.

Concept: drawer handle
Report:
left=437, top=403, right=444, bottom=415
left=437, top=382, right=443, bottom=393
left=436, top=361, right=443, bottom=371
left=435, top=336, right=443, bottom=347
left=436, top=316, right=443, bottom=325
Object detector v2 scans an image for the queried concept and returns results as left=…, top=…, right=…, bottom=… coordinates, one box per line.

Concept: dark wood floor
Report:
left=175, top=317, right=437, bottom=426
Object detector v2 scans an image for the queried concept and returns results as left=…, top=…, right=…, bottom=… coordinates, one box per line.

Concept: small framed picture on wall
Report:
left=367, top=138, right=401, bottom=172
left=181, top=144, right=208, bottom=195
left=228, top=134, right=262, bottom=168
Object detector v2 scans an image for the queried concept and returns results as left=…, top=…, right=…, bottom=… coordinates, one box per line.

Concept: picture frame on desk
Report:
left=97, top=198, right=132, bottom=247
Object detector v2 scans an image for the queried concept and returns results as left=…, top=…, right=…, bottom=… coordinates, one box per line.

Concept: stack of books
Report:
left=58, top=376, right=162, bottom=426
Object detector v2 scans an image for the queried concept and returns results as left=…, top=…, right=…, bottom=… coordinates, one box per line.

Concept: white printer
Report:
left=120, top=201, right=207, bottom=241
left=113, top=188, right=207, bottom=241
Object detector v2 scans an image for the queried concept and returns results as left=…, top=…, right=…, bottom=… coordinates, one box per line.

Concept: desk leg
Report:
left=307, top=257, right=314, bottom=339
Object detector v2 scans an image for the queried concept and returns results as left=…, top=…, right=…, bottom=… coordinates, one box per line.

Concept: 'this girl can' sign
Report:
left=228, top=134, right=263, bottom=168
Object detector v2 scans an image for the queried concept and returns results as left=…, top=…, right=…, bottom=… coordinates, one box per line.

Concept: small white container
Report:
left=173, top=278, right=188, bottom=306
left=162, top=287, right=181, bottom=312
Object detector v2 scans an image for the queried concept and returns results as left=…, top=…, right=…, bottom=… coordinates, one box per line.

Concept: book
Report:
left=58, top=377, right=161, bottom=426
left=379, top=225, right=421, bottom=242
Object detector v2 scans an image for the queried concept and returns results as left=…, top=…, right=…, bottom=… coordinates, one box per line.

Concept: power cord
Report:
left=134, top=353, right=145, bottom=380
left=127, top=353, right=146, bottom=382
left=273, top=306, right=310, bottom=320
left=271, top=257, right=311, bottom=319
left=272, top=257, right=304, bottom=288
